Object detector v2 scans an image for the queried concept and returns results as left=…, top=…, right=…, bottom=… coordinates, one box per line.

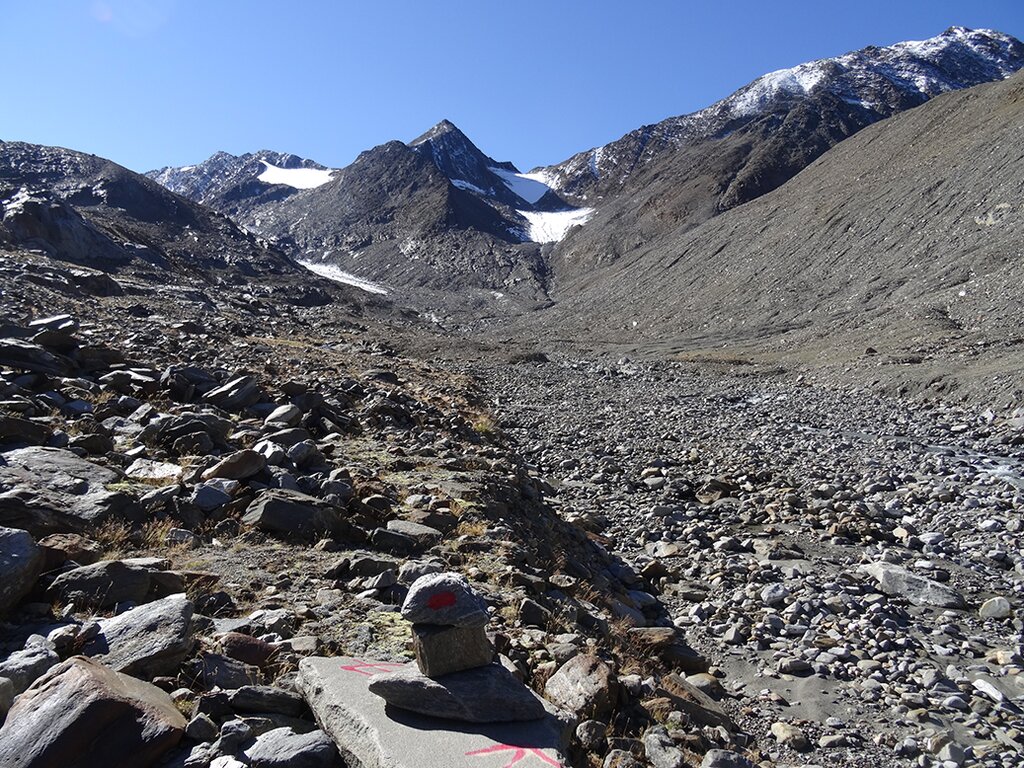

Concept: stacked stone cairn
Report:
left=367, top=572, right=546, bottom=723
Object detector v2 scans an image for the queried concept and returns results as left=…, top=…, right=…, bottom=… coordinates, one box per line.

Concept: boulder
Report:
left=81, top=594, right=194, bottom=678
left=400, top=572, right=489, bottom=627
left=0, top=656, right=185, bottom=768
left=859, top=563, right=966, bottom=609
left=543, top=654, right=618, bottom=719
left=242, top=726, right=341, bottom=768
left=368, top=662, right=546, bottom=723
left=48, top=559, right=152, bottom=608
left=228, top=685, right=306, bottom=717
left=0, top=447, right=138, bottom=535
left=37, top=532, right=103, bottom=568
left=297, top=656, right=569, bottom=768
left=656, top=674, right=734, bottom=730
left=242, top=489, right=348, bottom=541
left=202, top=449, right=267, bottom=481
left=0, top=415, right=50, bottom=446
left=979, top=596, right=1012, bottom=619
left=0, top=526, right=43, bottom=616
left=0, top=337, right=69, bottom=375
left=0, top=635, right=60, bottom=695
left=203, top=376, right=263, bottom=410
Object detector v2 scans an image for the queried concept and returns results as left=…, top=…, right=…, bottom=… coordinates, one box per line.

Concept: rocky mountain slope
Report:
left=0, top=141, right=297, bottom=280
left=543, top=26, right=1024, bottom=280
left=524, top=68, right=1024, bottom=399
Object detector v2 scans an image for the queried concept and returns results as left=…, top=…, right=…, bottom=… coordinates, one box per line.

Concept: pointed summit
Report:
left=410, top=119, right=467, bottom=147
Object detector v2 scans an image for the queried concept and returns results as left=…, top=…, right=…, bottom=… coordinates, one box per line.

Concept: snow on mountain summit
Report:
left=256, top=161, right=334, bottom=189
left=538, top=26, right=1024, bottom=201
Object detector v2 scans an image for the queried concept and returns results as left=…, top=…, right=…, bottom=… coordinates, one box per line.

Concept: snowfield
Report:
left=489, top=167, right=552, bottom=204
left=297, top=260, right=389, bottom=295
left=519, top=208, right=595, bottom=243
left=257, top=161, right=334, bottom=190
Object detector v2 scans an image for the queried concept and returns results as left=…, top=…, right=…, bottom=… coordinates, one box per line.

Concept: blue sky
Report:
left=3, top=1, right=1022, bottom=173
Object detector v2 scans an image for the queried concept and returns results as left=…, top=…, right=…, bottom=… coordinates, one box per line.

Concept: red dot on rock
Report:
left=427, top=590, right=457, bottom=610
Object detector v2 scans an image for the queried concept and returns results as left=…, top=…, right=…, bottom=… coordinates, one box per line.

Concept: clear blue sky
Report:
left=3, top=1, right=1022, bottom=173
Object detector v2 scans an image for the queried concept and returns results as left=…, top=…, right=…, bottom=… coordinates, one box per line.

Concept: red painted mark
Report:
left=339, top=659, right=407, bottom=676
left=465, top=743, right=562, bottom=768
left=427, top=590, right=457, bottom=610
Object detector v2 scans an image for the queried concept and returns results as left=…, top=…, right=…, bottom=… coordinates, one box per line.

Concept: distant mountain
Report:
left=147, top=122, right=596, bottom=299
left=0, top=140, right=297, bottom=279
left=146, top=150, right=336, bottom=222
left=144, top=27, right=1024, bottom=307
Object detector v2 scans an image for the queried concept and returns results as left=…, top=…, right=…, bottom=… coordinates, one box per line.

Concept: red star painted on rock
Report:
left=465, top=743, right=562, bottom=768
left=339, top=659, right=407, bottom=676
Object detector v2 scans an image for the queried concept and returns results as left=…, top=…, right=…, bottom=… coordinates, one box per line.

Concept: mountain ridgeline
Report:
left=99, top=26, right=1024, bottom=359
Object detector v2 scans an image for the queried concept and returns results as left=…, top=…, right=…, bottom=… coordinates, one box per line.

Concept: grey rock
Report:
left=543, top=654, right=617, bottom=719
left=298, top=656, right=569, bottom=768
left=186, top=712, right=219, bottom=742
left=400, top=572, right=489, bottom=627
left=48, top=559, right=152, bottom=608
left=979, top=596, right=1012, bottom=619
left=0, top=526, right=43, bottom=616
left=859, top=563, right=966, bottom=608
left=0, top=636, right=60, bottom=695
left=0, top=337, right=69, bottom=375
left=0, top=447, right=137, bottom=535
left=192, top=652, right=261, bottom=690
left=368, top=662, right=547, bottom=723
left=191, top=482, right=233, bottom=512
left=0, top=656, right=186, bottom=768
left=0, top=415, right=50, bottom=446
left=242, top=489, right=347, bottom=541
left=412, top=624, right=494, bottom=677
left=82, top=593, right=195, bottom=679
left=643, top=726, right=686, bottom=768
left=203, top=375, right=263, bottom=410
left=0, top=676, right=13, bottom=720
left=202, top=449, right=267, bottom=481
left=385, top=519, right=442, bottom=547
left=228, top=685, right=306, bottom=717
left=701, top=749, right=755, bottom=768
left=242, top=727, right=341, bottom=768
left=265, top=404, right=303, bottom=427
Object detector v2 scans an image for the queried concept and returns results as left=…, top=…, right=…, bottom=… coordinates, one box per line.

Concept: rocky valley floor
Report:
left=0, top=252, right=1021, bottom=768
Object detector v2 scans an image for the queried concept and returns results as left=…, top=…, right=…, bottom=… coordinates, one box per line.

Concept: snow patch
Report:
left=489, top=167, right=552, bottom=204
left=298, top=260, right=389, bottom=295
left=451, top=178, right=490, bottom=196
left=257, top=162, right=334, bottom=190
left=519, top=208, right=595, bottom=243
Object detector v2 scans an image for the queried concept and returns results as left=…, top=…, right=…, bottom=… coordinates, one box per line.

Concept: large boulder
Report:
left=0, top=447, right=138, bottom=536
left=242, top=489, right=348, bottom=541
left=48, top=559, right=153, bottom=608
left=0, top=656, right=186, bottom=768
left=0, top=526, right=43, bottom=616
left=543, top=654, right=618, bottom=719
left=242, top=726, right=341, bottom=768
left=297, top=657, right=570, bottom=768
left=859, top=563, right=966, bottom=609
left=81, top=594, right=195, bottom=679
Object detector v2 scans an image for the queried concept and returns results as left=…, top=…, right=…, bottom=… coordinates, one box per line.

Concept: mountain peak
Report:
left=410, top=119, right=468, bottom=147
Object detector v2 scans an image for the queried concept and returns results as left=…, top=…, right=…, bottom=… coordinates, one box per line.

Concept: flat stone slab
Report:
left=297, top=656, right=571, bottom=768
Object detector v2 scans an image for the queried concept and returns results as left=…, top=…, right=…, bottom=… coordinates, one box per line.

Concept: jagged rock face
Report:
left=0, top=141, right=296, bottom=277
